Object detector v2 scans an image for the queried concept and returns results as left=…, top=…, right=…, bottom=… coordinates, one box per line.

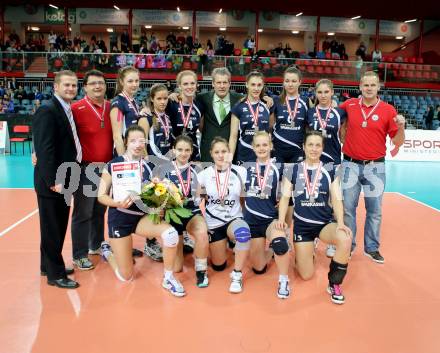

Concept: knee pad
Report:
left=231, top=219, right=251, bottom=251
left=161, top=227, right=179, bottom=247
left=271, top=237, right=289, bottom=256
left=211, top=261, right=227, bottom=272
left=328, top=259, right=348, bottom=285
left=252, top=265, right=267, bottom=275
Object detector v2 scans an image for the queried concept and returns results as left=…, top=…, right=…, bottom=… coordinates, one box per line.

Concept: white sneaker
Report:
left=162, top=276, right=186, bottom=297
left=277, top=280, right=290, bottom=299
left=326, top=245, right=336, bottom=258
left=229, top=270, right=243, bottom=293
left=100, top=241, right=113, bottom=262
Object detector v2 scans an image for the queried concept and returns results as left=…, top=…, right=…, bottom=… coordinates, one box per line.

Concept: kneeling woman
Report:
left=244, top=131, right=291, bottom=299
left=159, top=135, right=210, bottom=287
left=276, top=130, right=352, bottom=304
left=98, top=125, right=185, bottom=297
left=197, top=137, right=251, bottom=294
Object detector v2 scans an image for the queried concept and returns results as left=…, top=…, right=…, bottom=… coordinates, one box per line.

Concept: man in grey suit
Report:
left=198, top=68, right=242, bottom=162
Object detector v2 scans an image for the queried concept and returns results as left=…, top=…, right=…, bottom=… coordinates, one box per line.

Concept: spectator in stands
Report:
left=355, top=55, right=363, bottom=81
left=0, top=82, right=5, bottom=97
left=15, top=85, right=26, bottom=103
left=48, top=31, right=57, bottom=49
left=32, top=99, right=41, bottom=114
left=247, top=36, right=256, bottom=55
left=166, top=32, right=177, bottom=47
left=109, top=31, right=118, bottom=52
left=2, top=95, right=14, bottom=113
left=121, top=30, right=129, bottom=53
left=355, top=42, right=367, bottom=61
left=6, top=77, right=17, bottom=91
left=372, top=49, right=382, bottom=62
left=132, top=29, right=140, bottom=53
left=9, top=29, right=20, bottom=46
left=207, top=39, right=213, bottom=51
left=425, top=106, right=434, bottom=130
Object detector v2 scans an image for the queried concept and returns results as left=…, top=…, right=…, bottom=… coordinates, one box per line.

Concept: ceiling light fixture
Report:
left=351, top=15, right=361, bottom=20
left=49, top=4, right=58, bottom=9
left=113, top=5, right=120, bottom=10
left=296, top=12, right=303, bottom=17
left=404, top=19, right=417, bottom=23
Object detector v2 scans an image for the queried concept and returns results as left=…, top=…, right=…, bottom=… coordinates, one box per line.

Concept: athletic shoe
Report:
left=277, top=280, right=290, bottom=299
left=364, top=250, right=385, bottom=264
left=326, top=245, right=336, bottom=258
left=229, top=270, right=243, bottom=293
left=162, top=276, right=186, bottom=297
left=196, top=270, right=209, bottom=288
left=327, top=284, right=345, bottom=304
left=144, top=240, right=163, bottom=262
left=100, top=241, right=113, bottom=262
left=88, top=248, right=101, bottom=255
left=183, top=232, right=195, bottom=254
left=73, top=257, right=94, bottom=270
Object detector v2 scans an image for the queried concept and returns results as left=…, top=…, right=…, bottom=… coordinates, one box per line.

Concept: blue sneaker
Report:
left=162, top=276, right=186, bottom=297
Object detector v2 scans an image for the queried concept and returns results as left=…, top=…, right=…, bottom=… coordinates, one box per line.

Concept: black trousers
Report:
left=37, top=194, right=70, bottom=280
left=71, top=164, right=106, bottom=259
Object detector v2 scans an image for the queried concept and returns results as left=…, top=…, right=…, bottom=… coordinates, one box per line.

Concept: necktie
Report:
left=66, top=107, right=82, bottom=163
left=219, top=100, right=227, bottom=123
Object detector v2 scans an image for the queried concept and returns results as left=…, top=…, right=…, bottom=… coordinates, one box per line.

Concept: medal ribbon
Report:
left=121, top=91, right=140, bottom=116
left=256, top=161, right=271, bottom=194
left=285, top=96, right=299, bottom=123
left=302, top=162, right=322, bottom=200
left=315, top=106, right=332, bottom=130
left=173, top=162, right=191, bottom=197
left=156, top=111, right=170, bottom=139
left=359, top=97, right=381, bottom=124
left=179, top=101, right=193, bottom=129
left=215, top=167, right=231, bottom=202
left=246, top=100, right=260, bottom=128
left=85, top=96, right=106, bottom=125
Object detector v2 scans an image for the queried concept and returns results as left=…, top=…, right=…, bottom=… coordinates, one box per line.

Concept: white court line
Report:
left=0, top=209, right=39, bottom=237
left=390, top=191, right=440, bottom=213
left=0, top=188, right=33, bottom=190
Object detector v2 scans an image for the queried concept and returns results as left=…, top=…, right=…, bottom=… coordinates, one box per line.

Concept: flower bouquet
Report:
left=139, top=177, right=193, bottom=224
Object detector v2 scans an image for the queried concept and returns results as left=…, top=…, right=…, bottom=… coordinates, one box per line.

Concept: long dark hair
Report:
left=147, top=83, right=169, bottom=131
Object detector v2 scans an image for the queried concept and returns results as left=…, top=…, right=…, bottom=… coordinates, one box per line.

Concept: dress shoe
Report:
left=47, top=278, right=80, bottom=289
left=41, top=268, right=74, bottom=276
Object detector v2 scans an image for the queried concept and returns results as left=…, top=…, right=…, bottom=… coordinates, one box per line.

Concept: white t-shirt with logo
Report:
left=198, top=164, right=247, bottom=229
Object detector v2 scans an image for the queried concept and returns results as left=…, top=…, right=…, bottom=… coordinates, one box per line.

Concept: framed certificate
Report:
left=111, top=161, right=142, bottom=202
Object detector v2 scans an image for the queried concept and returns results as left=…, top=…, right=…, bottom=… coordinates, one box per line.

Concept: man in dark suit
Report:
left=33, top=70, right=82, bottom=289
left=198, top=67, right=242, bottom=162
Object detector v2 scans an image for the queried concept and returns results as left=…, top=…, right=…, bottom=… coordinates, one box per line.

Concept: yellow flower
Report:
left=154, top=185, right=167, bottom=196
